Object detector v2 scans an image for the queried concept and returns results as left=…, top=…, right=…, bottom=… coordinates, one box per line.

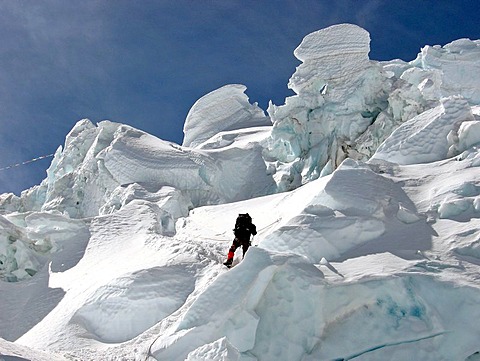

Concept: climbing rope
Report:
left=0, top=153, right=55, bottom=171
left=257, top=218, right=281, bottom=233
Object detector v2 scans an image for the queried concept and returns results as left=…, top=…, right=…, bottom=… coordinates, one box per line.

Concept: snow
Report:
left=2, top=23, right=480, bottom=361
left=71, top=264, right=197, bottom=343
left=182, top=84, right=271, bottom=148
left=265, top=23, right=390, bottom=190
left=414, top=38, right=480, bottom=104
left=372, top=95, right=475, bottom=164
left=458, top=120, right=480, bottom=151
left=259, top=159, right=430, bottom=263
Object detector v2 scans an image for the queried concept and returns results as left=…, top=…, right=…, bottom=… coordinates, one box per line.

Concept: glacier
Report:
left=1, top=23, right=480, bottom=361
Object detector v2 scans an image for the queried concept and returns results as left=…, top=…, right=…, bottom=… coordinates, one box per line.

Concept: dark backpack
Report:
left=234, top=213, right=256, bottom=239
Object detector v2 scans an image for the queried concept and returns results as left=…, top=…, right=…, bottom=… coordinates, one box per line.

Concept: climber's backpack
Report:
left=234, top=213, right=252, bottom=239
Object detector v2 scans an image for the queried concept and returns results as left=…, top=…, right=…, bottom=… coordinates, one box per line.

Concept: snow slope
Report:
left=1, top=23, right=480, bottom=361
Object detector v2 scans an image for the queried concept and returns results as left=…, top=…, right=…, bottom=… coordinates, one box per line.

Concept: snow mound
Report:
left=374, top=148, right=480, bottom=224
left=72, top=265, right=197, bottom=343
left=259, top=159, right=429, bottom=262
left=99, top=184, right=192, bottom=235
left=457, top=120, right=480, bottom=151
left=185, top=337, right=253, bottom=361
left=182, top=84, right=270, bottom=148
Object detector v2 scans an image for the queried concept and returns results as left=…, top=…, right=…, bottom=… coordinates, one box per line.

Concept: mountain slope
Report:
left=1, top=23, right=480, bottom=361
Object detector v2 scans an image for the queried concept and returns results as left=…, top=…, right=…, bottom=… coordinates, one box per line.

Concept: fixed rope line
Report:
left=0, top=153, right=55, bottom=171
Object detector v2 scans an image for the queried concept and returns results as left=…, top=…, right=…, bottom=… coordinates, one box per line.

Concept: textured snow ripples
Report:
left=373, top=96, right=476, bottom=164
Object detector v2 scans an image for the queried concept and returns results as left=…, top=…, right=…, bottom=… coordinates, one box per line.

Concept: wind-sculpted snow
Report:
left=372, top=96, right=476, bottom=164
left=371, top=146, right=480, bottom=223
left=103, top=124, right=275, bottom=207
left=72, top=265, right=197, bottom=343
left=152, top=247, right=480, bottom=361
left=290, top=23, right=371, bottom=95
left=0, top=117, right=274, bottom=221
left=182, top=84, right=271, bottom=148
left=2, top=23, right=480, bottom=361
left=102, top=126, right=219, bottom=200
left=264, top=24, right=480, bottom=191
left=0, top=337, right=65, bottom=361
left=260, top=159, right=430, bottom=262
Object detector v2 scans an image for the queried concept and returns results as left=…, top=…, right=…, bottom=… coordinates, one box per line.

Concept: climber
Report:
left=223, top=213, right=257, bottom=268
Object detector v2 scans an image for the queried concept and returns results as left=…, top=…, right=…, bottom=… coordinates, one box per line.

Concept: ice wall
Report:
left=412, top=38, right=480, bottom=104
left=265, top=24, right=390, bottom=190
left=0, top=211, right=88, bottom=283
left=264, top=24, right=480, bottom=191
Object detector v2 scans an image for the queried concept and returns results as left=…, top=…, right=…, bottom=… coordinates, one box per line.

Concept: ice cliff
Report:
left=265, top=23, right=480, bottom=191
left=1, top=23, right=480, bottom=361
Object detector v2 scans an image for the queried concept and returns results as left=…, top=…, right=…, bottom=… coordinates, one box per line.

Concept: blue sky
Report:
left=1, top=0, right=480, bottom=195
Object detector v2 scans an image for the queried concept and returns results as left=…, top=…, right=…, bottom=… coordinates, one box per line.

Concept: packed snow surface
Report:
left=2, top=23, right=480, bottom=361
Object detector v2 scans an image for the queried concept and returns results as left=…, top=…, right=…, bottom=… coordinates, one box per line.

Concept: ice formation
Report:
left=372, top=95, right=476, bottom=164
left=265, top=23, right=390, bottom=190
left=2, top=23, right=480, bottom=361
left=264, top=23, right=480, bottom=191
left=182, top=84, right=271, bottom=148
